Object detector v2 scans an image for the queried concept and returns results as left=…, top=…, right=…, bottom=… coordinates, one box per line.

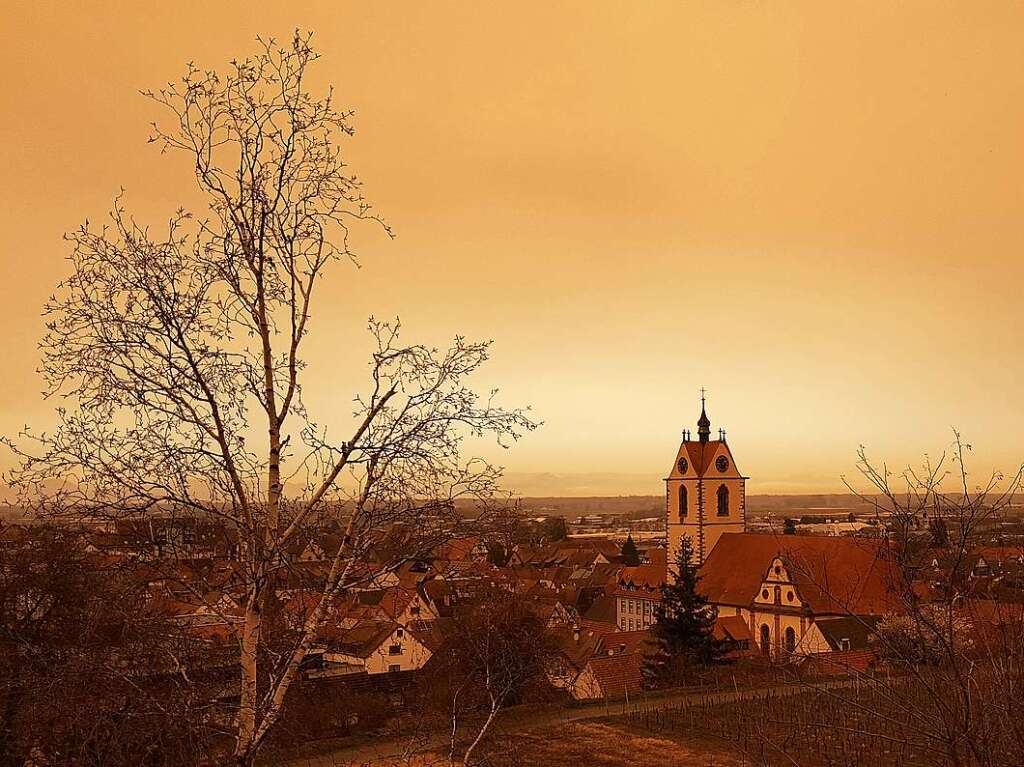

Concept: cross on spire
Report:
left=697, top=387, right=711, bottom=443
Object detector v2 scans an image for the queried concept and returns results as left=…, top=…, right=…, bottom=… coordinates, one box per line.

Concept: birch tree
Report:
left=4, top=32, right=535, bottom=766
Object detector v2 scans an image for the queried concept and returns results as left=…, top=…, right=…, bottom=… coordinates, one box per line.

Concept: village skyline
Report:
left=3, top=5, right=1024, bottom=766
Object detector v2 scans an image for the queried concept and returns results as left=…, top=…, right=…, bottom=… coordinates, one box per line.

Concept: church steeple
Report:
left=697, top=388, right=711, bottom=443
left=666, top=392, right=747, bottom=567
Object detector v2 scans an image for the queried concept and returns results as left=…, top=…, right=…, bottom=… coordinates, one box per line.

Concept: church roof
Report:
left=674, top=440, right=739, bottom=477
left=699, top=533, right=904, bottom=616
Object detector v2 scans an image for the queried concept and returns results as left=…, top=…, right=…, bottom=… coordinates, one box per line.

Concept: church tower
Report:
left=665, top=395, right=747, bottom=567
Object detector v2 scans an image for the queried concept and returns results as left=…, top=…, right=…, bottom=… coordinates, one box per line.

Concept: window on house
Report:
left=388, top=644, right=402, bottom=655
left=678, top=485, right=688, bottom=520
left=396, top=628, right=404, bottom=638
left=410, top=605, right=420, bottom=616
left=839, top=638, right=851, bottom=651
left=388, top=664, right=401, bottom=673
left=760, top=624, right=770, bottom=657
left=717, top=485, right=729, bottom=516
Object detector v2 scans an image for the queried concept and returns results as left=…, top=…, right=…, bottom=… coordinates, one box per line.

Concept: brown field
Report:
left=319, top=721, right=743, bottom=767
left=483, top=720, right=746, bottom=767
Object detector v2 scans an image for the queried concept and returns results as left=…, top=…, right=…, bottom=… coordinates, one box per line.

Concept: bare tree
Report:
left=737, top=432, right=1024, bottom=766
left=435, top=585, right=555, bottom=766
left=4, top=32, right=535, bottom=766
left=0, top=526, right=218, bottom=766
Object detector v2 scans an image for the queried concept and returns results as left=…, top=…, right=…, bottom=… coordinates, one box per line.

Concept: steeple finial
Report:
left=697, top=387, right=711, bottom=443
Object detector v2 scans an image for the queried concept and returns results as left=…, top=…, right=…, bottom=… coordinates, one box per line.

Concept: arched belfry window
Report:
left=717, top=484, right=729, bottom=516
left=678, top=485, right=688, bottom=520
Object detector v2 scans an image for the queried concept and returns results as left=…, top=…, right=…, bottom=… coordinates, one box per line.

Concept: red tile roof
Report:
left=713, top=615, right=752, bottom=643
left=599, top=630, right=654, bottom=657
left=803, top=649, right=876, bottom=675
left=618, top=564, right=668, bottom=589
left=699, top=533, right=904, bottom=616
left=584, top=653, right=644, bottom=699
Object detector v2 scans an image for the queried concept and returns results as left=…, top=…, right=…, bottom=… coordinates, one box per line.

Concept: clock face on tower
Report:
left=678, top=457, right=688, bottom=473
left=716, top=455, right=729, bottom=472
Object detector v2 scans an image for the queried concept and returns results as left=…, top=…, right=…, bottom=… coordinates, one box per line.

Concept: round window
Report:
left=761, top=589, right=769, bottom=599
left=716, top=455, right=729, bottom=472
left=678, top=457, right=688, bottom=473
left=787, top=591, right=794, bottom=602
left=774, top=565, right=782, bottom=575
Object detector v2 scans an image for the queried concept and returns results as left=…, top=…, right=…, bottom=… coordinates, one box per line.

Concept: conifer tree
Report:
left=643, top=536, right=727, bottom=685
left=621, top=533, right=641, bottom=566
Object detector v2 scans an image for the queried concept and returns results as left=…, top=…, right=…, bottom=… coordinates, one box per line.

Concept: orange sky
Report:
left=2, top=1, right=1023, bottom=496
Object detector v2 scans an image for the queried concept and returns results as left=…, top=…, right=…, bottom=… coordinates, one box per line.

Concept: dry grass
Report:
left=485, top=720, right=745, bottom=767
left=329, top=721, right=745, bottom=767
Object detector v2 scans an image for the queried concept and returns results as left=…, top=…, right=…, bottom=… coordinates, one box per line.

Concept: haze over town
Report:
left=3, top=4, right=1024, bottom=767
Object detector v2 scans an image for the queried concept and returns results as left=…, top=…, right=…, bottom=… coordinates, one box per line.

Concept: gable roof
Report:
left=668, top=440, right=744, bottom=479
left=814, top=616, right=881, bottom=651
left=713, top=615, right=753, bottom=643
left=548, top=625, right=605, bottom=669
left=699, top=533, right=903, bottom=616
left=599, top=629, right=654, bottom=657
left=618, top=564, right=668, bottom=590
left=323, top=620, right=400, bottom=657
left=584, top=653, right=644, bottom=698
left=582, top=594, right=618, bottom=624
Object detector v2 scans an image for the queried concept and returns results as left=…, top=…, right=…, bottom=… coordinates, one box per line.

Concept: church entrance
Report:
left=759, top=624, right=770, bottom=657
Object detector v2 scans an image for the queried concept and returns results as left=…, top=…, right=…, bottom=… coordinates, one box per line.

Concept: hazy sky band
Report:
left=1, top=1, right=1021, bottom=494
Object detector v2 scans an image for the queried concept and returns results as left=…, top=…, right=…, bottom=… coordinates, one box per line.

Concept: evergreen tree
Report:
left=621, top=534, right=641, bottom=566
left=783, top=517, right=797, bottom=535
left=643, top=536, right=727, bottom=686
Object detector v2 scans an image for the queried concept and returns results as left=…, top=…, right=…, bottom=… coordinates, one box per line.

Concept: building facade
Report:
left=698, top=533, right=901, bottom=661
left=662, top=398, right=901, bottom=662
left=612, top=564, right=664, bottom=631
